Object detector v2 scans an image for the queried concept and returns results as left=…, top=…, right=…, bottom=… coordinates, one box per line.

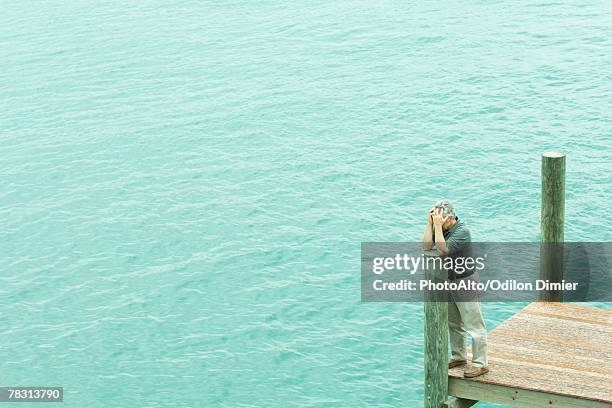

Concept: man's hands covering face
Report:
left=432, top=208, right=449, bottom=227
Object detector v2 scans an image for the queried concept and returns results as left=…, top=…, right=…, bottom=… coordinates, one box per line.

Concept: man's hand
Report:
left=422, top=207, right=436, bottom=250
left=432, top=208, right=448, bottom=227
left=427, top=207, right=435, bottom=224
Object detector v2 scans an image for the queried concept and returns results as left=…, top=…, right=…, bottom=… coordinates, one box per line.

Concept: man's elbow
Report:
left=436, top=247, right=449, bottom=256
left=422, top=242, right=433, bottom=250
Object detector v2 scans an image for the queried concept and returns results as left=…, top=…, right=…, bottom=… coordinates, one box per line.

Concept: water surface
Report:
left=1, top=1, right=611, bottom=406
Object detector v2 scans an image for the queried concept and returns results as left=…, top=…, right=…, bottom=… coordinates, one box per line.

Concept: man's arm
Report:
left=434, top=223, right=449, bottom=255
left=432, top=208, right=450, bottom=255
left=422, top=208, right=435, bottom=250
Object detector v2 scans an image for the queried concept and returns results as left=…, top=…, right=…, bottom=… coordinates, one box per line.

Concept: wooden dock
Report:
left=447, top=302, right=612, bottom=408
left=423, top=153, right=611, bottom=407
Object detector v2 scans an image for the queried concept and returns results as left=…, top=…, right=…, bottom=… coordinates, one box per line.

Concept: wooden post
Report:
left=423, top=250, right=448, bottom=407
left=540, top=151, right=565, bottom=301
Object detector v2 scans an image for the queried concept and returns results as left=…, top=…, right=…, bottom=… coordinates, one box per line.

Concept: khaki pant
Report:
left=448, top=291, right=488, bottom=368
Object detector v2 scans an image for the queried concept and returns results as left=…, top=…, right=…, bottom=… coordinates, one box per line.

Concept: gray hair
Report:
left=434, top=199, right=455, bottom=217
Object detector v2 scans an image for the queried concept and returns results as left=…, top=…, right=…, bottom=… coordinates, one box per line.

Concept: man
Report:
left=421, top=199, right=489, bottom=378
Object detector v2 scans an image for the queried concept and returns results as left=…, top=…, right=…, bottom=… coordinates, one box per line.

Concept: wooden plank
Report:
left=484, top=343, right=610, bottom=377
left=525, top=302, right=612, bottom=320
left=485, top=333, right=606, bottom=361
left=449, top=378, right=610, bottom=408
left=522, top=302, right=612, bottom=325
left=490, top=323, right=610, bottom=354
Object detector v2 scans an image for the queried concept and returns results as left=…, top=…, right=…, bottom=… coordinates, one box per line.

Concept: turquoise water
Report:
left=1, top=1, right=611, bottom=407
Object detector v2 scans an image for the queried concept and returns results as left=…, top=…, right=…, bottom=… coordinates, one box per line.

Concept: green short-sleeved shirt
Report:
left=433, top=218, right=474, bottom=279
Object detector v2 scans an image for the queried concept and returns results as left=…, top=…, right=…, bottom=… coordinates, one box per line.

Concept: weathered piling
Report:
left=540, top=151, right=566, bottom=301
left=423, top=250, right=448, bottom=408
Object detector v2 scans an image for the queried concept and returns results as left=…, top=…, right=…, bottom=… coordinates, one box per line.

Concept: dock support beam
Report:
left=423, top=251, right=448, bottom=407
left=540, top=151, right=566, bottom=301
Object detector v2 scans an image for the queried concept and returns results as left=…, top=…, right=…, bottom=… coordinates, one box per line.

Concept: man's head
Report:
left=434, top=199, right=457, bottom=231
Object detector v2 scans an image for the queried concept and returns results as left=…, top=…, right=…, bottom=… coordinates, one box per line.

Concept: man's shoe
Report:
left=463, top=366, right=489, bottom=378
left=448, top=359, right=467, bottom=368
